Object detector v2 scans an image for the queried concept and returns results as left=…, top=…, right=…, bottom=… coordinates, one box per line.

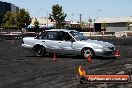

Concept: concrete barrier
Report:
left=81, top=32, right=116, bottom=38
left=115, top=31, right=132, bottom=37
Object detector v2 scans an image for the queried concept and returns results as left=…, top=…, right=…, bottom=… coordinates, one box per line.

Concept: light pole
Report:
left=39, top=8, right=44, bottom=18
left=97, top=10, right=102, bottom=19
left=71, top=13, right=74, bottom=22
left=40, top=8, right=49, bottom=28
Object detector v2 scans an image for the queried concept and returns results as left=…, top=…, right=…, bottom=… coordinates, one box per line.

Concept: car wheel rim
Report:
left=83, top=49, right=92, bottom=58
left=36, top=48, right=43, bottom=55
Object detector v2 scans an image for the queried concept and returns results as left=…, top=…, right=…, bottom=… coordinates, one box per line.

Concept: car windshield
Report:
left=70, top=31, right=87, bottom=41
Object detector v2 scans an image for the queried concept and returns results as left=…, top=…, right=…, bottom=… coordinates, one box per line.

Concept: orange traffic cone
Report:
left=115, top=50, right=120, bottom=57
left=87, top=55, right=93, bottom=63
left=53, top=52, right=57, bottom=61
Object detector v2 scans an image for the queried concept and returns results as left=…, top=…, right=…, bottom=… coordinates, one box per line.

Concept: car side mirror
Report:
left=70, top=38, right=75, bottom=42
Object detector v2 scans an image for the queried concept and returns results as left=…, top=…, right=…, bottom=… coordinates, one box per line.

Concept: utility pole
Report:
left=47, top=12, right=48, bottom=28
left=79, top=13, right=83, bottom=28
left=79, top=13, right=82, bottom=25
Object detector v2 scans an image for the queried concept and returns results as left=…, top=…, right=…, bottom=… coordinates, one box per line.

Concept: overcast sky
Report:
left=1, top=0, right=132, bottom=22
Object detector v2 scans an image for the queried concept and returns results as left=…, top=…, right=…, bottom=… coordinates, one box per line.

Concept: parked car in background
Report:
left=22, top=29, right=116, bottom=58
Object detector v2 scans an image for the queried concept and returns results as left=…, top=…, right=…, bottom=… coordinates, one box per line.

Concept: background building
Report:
left=28, top=17, right=55, bottom=28
left=0, top=1, right=19, bottom=25
left=94, top=17, right=132, bottom=32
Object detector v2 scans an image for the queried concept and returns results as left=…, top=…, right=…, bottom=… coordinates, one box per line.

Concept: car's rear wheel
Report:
left=33, top=46, right=45, bottom=57
left=82, top=47, right=95, bottom=59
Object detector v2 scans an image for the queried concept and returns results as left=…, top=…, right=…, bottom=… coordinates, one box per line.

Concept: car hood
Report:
left=83, top=39, right=114, bottom=47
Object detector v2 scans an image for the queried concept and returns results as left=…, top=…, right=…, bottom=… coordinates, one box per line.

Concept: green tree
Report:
left=101, top=21, right=107, bottom=37
left=33, top=18, right=39, bottom=29
left=2, top=11, right=15, bottom=28
left=127, top=21, right=131, bottom=31
left=49, top=4, right=67, bottom=28
left=16, top=9, right=31, bottom=28
left=101, top=21, right=107, bottom=31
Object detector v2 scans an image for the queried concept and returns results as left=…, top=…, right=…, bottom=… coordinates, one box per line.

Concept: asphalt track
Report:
left=0, top=38, right=132, bottom=88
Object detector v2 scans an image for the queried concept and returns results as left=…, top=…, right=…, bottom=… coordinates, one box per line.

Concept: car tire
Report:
left=82, top=47, right=95, bottom=59
left=33, top=46, right=45, bottom=57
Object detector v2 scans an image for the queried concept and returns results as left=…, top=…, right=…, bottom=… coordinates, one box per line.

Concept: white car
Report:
left=22, top=29, right=116, bottom=58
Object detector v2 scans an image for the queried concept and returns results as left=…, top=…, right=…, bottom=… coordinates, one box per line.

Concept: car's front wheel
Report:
left=33, top=46, right=46, bottom=57
left=82, top=47, right=95, bottom=59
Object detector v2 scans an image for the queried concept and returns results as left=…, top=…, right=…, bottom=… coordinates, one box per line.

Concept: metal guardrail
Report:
left=0, top=33, right=38, bottom=41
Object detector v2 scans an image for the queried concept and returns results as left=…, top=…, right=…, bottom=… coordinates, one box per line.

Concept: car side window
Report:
left=41, top=32, right=48, bottom=39
left=35, top=32, right=45, bottom=39
left=41, top=31, right=58, bottom=40
left=58, top=31, right=72, bottom=41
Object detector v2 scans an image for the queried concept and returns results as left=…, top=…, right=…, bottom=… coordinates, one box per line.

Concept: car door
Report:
left=41, top=31, right=61, bottom=53
left=58, top=31, right=77, bottom=55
